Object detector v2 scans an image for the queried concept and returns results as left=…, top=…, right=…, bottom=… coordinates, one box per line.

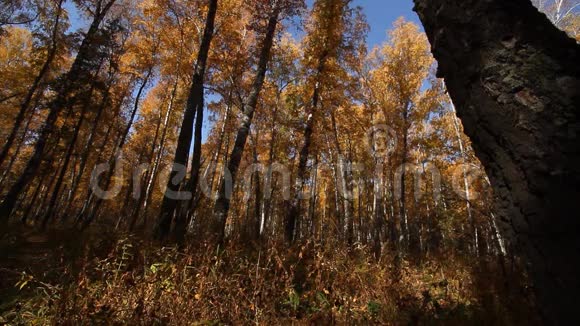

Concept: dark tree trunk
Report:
left=81, top=67, right=153, bottom=229
left=42, top=96, right=89, bottom=227
left=67, top=89, right=124, bottom=221
left=0, top=97, right=37, bottom=192
left=42, top=58, right=107, bottom=227
left=285, top=54, right=327, bottom=244
left=0, top=0, right=116, bottom=221
left=330, top=111, right=352, bottom=244
left=413, top=0, right=580, bottom=323
left=212, top=11, right=279, bottom=244
left=139, top=80, right=177, bottom=226
left=129, top=84, right=174, bottom=231
left=74, top=118, right=121, bottom=223
left=260, top=102, right=279, bottom=239
left=398, top=101, right=410, bottom=251
left=251, top=136, right=262, bottom=240
left=0, top=0, right=64, bottom=168
left=62, top=83, right=112, bottom=218
left=173, top=70, right=206, bottom=241
left=154, top=0, right=218, bottom=240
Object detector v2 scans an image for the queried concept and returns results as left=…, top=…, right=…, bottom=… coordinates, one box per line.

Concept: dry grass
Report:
left=0, top=231, right=538, bottom=325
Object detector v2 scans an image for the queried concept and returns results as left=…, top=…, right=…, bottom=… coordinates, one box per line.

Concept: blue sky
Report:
left=211, top=0, right=423, bottom=142
left=63, top=0, right=423, bottom=143
left=201, top=1, right=422, bottom=141
left=298, top=0, right=421, bottom=48
left=64, top=0, right=422, bottom=55
left=352, top=0, right=421, bottom=48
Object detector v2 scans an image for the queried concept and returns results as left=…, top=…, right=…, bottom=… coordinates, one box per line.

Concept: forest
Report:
left=0, top=0, right=578, bottom=324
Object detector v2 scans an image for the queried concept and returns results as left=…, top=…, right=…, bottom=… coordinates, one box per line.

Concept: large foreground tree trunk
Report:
left=413, top=0, right=580, bottom=323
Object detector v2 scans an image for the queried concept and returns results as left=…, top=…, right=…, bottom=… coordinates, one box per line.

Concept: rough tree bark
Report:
left=413, top=0, right=580, bottom=323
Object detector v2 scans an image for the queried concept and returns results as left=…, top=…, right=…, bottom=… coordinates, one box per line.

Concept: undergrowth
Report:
left=0, top=232, right=538, bottom=325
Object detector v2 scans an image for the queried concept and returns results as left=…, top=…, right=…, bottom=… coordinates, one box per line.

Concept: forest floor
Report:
left=0, top=225, right=540, bottom=325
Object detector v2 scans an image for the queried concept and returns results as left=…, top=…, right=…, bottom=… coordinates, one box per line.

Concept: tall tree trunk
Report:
left=286, top=53, right=328, bottom=244
left=206, top=102, right=231, bottom=198
left=414, top=0, right=580, bottom=323
left=252, top=136, right=262, bottom=240
left=30, top=153, right=65, bottom=223
left=371, top=131, right=384, bottom=258
left=259, top=100, right=279, bottom=239
left=154, top=0, right=218, bottom=240
left=330, top=111, right=352, bottom=244
left=449, top=103, right=479, bottom=254
left=81, top=67, right=153, bottom=228
left=20, top=180, right=43, bottom=224
left=307, top=156, right=318, bottom=238
left=173, top=74, right=206, bottom=240
left=398, top=102, right=410, bottom=251
left=42, top=97, right=90, bottom=227
left=174, top=67, right=210, bottom=240
left=212, top=11, right=279, bottom=244
left=0, top=0, right=116, bottom=221
left=0, top=0, right=64, bottom=168
left=42, top=58, right=107, bottom=226
left=322, top=133, right=342, bottom=240
left=128, top=102, right=165, bottom=223
left=74, top=120, right=121, bottom=223
left=68, top=90, right=125, bottom=221
left=387, top=164, right=398, bottom=249
left=62, top=84, right=113, bottom=218
left=140, top=81, right=178, bottom=226
left=130, top=81, right=177, bottom=230
left=0, top=97, right=37, bottom=192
